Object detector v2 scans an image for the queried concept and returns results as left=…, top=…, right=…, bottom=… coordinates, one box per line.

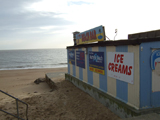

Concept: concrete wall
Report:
left=67, top=45, right=140, bottom=109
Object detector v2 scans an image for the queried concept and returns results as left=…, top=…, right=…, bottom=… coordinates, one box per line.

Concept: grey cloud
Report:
left=0, top=0, right=39, bottom=9
left=0, top=11, right=72, bottom=28
left=0, top=0, right=74, bottom=41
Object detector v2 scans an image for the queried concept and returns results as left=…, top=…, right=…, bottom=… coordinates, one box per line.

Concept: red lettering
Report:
left=97, top=69, right=103, bottom=74
left=128, top=66, right=132, bottom=75
left=90, top=67, right=94, bottom=71
left=82, top=32, right=90, bottom=42
left=115, top=64, right=118, bottom=72
left=118, top=64, right=121, bottom=73
left=86, top=32, right=89, bottom=41
left=90, top=31, right=93, bottom=40
left=108, top=62, right=132, bottom=76
left=111, top=63, right=114, bottom=72
left=117, top=54, right=120, bottom=63
left=80, top=52, right=84, bottom=60
left=82, top=34, right=85, bottom=41
left=114, top=54, right=117, bottom=62
left=90, top=30, right=97, bottom=40
left=93, top=30, right=96, bottom=39
left=114, top=54, right=123, bottom=63
left=108, top=63, right=111, bottom=70
left=122, top=65, right=128, bottom=75
left=120, top=54, right=124, bottom=63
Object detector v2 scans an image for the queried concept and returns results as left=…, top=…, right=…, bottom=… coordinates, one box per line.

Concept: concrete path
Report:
left=46, top=72, right=65, bottom=81
left=123, top=113, right=160, bottom=120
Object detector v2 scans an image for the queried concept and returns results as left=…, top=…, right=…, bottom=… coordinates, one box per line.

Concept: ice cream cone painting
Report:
left=151, top=50, right=160, bottom=92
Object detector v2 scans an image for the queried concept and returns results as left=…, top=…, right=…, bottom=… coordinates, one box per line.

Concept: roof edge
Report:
left=67, top=38, right=160, bottom=49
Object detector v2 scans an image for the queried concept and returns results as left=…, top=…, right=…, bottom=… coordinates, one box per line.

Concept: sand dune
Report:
left=0, top=68, right=120, bottom=120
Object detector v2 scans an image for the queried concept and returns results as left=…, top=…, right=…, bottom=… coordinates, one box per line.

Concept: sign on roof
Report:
left=76, top=25, right=105, bottom=45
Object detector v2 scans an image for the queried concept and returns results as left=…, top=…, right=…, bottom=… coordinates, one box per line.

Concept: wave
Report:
left=0, top=64, right=67, bottom=71
left=59, top=63, right=67, bottom=65
left=0, top=49, right=67, bottom=71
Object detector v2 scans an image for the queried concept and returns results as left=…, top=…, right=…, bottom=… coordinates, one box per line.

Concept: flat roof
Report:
left=67, top=37, right=160, bottom=49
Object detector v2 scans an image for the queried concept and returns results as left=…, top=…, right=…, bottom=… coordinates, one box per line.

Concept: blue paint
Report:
left=140, top=41, right=160, bottom=108
left=72, top=50, right=76, bottom=77
left=98, top=35, right=103, bottom=39
left=68, top=49, right=75, bottom=65
left=67, top=49, right=70, bottom=74
left=99, top=47, right=107, bottom=92
left=76, top=50, right=85, bottom=68
left=78, top=48, right=83, bottom=81
left=152, top=92, right=160, bottom=107
left=151, top=50, right=160, bottom=70
left=89, top=51, right=105, bottom=73
left=140, top=43, right=152, bottom=108
left=87, top=47, right=93, bottom=85
left=116, top=46, right=128, bottom=103
left=68, top=63, right=70, bottom=74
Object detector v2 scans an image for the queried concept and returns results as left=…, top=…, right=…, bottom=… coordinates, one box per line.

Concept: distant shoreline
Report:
left=0, top=66, right=67, bottom=71
left=0, top=49, right=67, bottom=71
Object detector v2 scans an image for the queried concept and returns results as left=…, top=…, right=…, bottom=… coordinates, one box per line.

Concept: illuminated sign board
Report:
left=76, top=51, right=85, bottom=68
left=68, top=49, right=75, bottom=65
left=89, top=51, right=105, bottom=75
left=76, top=25, right=105, bottom=45
left=107, top=52, right=134, bottom=84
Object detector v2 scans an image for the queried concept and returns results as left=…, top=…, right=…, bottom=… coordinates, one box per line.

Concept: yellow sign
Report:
left=89, top=67, right=105, bottom=75
left=76, top=25, right=105, bottom=45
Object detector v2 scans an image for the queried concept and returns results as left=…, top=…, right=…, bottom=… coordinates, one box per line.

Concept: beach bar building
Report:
left=65, top=26, right=160, bottom=118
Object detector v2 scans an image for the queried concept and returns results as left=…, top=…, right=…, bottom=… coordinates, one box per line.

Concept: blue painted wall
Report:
left=73, top=49, right=76, bottom=77
left=140, top=41, right=160, bottom=108
left=116, top=46, right=128, bottom=103
left=78, top=48, right=83, bottom=80
left=87, top=47, right=93, bottom=85
left=67, top=49, right=70, bottom=74
left=152, top=92, right=160, bottom=107
left=99, top=47, right=107, bottom=92
left=67, top=41, right=160, bottom=109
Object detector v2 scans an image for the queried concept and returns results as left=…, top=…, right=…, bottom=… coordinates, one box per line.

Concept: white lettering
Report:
left=69, top=52, right=74, bottom=58
left=90, top=55, right=103, bottom=63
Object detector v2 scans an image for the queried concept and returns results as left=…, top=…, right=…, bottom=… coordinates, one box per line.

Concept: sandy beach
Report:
left=0, top=67, right=120, bottom=120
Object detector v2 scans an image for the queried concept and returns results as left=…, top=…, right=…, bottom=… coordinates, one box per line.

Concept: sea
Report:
left=0, top=49, right=67, bottom=70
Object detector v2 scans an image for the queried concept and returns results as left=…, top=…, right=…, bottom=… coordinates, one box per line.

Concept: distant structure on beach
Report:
left=66, top=26, right=160, bottom=119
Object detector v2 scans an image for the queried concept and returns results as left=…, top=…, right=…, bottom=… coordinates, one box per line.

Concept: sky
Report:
left=0, top=0, right=160, bottom=50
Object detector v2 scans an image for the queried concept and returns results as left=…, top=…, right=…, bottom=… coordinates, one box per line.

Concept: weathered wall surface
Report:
left=140, top=41, right=160, bottom=108
left=67, top=45, right=140, bottom=109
